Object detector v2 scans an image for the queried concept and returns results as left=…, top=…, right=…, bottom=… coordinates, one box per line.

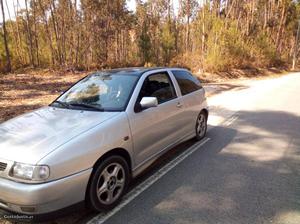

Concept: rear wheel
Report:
left=195, top=111, right=207, bottom=141
left=87, top=155, right=129, bottom=211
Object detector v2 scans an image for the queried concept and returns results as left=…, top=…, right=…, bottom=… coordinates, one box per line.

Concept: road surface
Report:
left=2, top=72, right=300, bottom=224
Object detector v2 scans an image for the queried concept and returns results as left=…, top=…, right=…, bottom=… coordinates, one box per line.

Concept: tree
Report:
left=0, top=0, right=11, bottom=72
left=179, top=0, right=198, bottom=52
left=1, top=0, right=300, bottom=73
left=161, top=21, right=175, bottom=64
left=292, top=19, right=300, bottom=70
left=136, top=1, right=152, bottom=64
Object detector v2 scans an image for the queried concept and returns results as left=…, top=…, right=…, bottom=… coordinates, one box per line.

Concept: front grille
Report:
left=0, top=162, right=7, bottom=171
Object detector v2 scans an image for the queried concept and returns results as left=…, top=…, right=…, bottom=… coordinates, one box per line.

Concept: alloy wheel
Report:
left=96, top=163, right=125, bottom=205
left=196, top=113, right=207, bottom=139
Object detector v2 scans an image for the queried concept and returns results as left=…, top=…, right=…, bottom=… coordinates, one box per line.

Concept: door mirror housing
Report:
left=140, top=97, right=158, bottom=109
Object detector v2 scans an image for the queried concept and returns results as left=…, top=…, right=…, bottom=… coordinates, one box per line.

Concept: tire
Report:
left=87, top=155, right=130, bottom=211
left=195, top=111, right=207, bottom=141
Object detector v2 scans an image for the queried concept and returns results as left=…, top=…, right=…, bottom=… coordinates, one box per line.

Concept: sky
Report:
left=0, top=0, right=180, bottom=22
left=0, top=0, right=26, bottom=22
left=0, top=0, right=137, bottom=21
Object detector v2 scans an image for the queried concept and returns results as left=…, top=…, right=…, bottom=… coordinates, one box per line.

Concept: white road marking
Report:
left=208, top=112, right=239, bottom=130
left=87, top=137, right=210, bottom=224
left=223, top=115, right=239, bottom=127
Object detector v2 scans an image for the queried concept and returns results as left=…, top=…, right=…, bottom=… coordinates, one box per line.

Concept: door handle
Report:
left=177, top=102, right=183, bottom=108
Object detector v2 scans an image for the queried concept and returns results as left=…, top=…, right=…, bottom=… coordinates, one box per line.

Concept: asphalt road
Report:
left=90, top=72, right=300, bottom=224
left=2, top=73, right=300, bottom=224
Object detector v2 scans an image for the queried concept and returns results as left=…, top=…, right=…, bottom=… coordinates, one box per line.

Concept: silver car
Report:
left=0, top=67, right=208, bottom=215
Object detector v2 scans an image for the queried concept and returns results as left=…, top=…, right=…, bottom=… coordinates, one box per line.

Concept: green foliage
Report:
left=252, top=32, right=279, bottom=67
left=0, top=33, right=5, bottom=69
left=161, top=22, right=175, bottom=64
left=138, top=22, right=152, bottom=64
left=0, top=0, right=300, bottom=73
left=204, top=16, right=227, bottom=71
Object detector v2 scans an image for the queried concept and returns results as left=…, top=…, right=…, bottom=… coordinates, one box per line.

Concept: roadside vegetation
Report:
left=0, top=0, right=299, bottom=123
left=0, top=69, right=87, bottom=122
left=1, top=0, right=300, bottom=74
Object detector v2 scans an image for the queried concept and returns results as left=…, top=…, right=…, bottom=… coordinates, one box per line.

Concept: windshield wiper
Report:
left=52, top=100, right=70, bottom=108
left=69, top=103, right=104, bottom=111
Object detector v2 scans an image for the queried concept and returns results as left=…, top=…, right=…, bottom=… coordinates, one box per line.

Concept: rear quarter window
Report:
left=172, top=70, right=202, bottom=96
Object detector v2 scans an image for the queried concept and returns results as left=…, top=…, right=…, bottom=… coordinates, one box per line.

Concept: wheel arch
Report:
left=92, top=148, right=132, bottom=172
left=85, top=147, right=132, bottom=204
left=201, top=108, right=209, bottom=119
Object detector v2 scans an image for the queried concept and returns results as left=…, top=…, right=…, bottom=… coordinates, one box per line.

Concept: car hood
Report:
left=0, top=107, right=120, bottom=164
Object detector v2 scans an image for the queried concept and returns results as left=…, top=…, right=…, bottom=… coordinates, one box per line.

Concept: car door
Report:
left=127, top=71, right=185, bottom=166
left=171, top=69, right=206, bottom=135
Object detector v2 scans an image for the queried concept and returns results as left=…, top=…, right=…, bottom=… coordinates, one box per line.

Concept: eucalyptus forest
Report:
left=0, top=0, right=300, bottom=73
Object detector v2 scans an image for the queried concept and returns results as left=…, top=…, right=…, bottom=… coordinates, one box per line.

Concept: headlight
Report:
left=10, top=163, right=50, bottom=182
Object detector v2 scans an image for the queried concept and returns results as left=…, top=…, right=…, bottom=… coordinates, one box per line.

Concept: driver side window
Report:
left=138, top=72, right=177, bottom=104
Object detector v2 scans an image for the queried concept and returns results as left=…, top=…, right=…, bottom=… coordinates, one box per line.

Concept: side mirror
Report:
left=140, top=97, right=158, bottom=109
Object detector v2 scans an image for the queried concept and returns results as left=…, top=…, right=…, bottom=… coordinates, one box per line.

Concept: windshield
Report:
left=51, top=72, right=139, bottom=111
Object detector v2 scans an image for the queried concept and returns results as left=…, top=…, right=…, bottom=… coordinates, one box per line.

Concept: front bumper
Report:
left=0, top=169, right=92, bottom=215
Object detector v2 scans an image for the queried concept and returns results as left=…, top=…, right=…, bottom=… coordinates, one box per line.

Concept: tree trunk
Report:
left=49, top=0, right=63, bottom=65
left=0, top=0, right=11, bottom=72
left=292, top=20, right=300, bottom=70
left=276, top=2, right=286, bottom=53
left=25, top=0, right=35, bottom=67
left=186, top=0, right=190, bottom=52
left=38, top=0, right=55, bottom=66
left=14, top=0, right=27, bottom=64
left=32, top=0, right=40, bottom=66
left=201, top=6, right=205, bottom=55
left=263, top=0, right=268, bottom=30
left=5, top=0, right=24, bottom=64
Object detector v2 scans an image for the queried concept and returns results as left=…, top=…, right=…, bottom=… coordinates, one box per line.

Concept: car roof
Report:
left=90, top=67, right=187, bottom=77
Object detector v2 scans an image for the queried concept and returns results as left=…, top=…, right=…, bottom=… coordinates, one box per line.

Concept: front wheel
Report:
left=195, top=111, right=207, bottom=141
left=87, top=155, right=130, bottom=211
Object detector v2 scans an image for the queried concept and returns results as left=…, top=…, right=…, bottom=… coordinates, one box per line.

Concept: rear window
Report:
left=172, top=70, right=202, bottom=96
